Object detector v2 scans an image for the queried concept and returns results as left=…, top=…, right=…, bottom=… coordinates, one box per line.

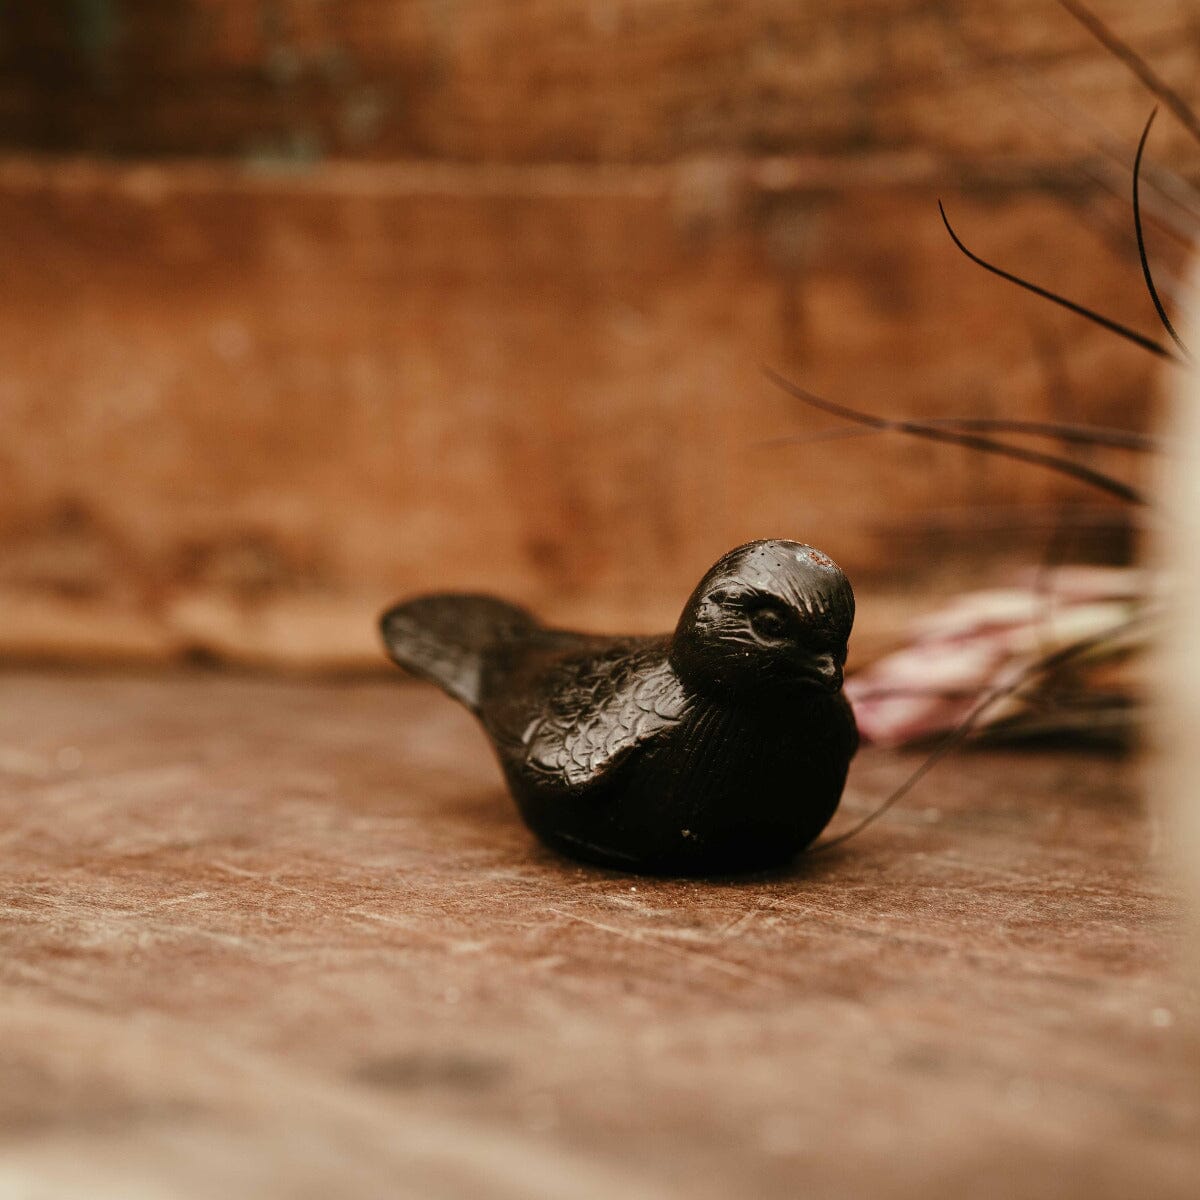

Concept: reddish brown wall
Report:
left=1, top=1, right=1197, bottom=163
left=0, top=2, right=1188, bottom=667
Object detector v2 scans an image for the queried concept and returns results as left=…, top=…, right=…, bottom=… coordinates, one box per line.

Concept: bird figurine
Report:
left=380, top=540, right=857, bottom=874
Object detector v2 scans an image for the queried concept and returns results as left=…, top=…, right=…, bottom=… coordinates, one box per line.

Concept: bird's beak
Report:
left=802, top=652, right=843, bottom=693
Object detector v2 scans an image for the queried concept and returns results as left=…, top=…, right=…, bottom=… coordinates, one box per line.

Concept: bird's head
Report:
left=669, top=540, right=854, bottom=702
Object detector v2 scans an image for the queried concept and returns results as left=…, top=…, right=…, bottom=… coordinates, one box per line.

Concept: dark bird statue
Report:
left=380, top=540, right=857, bottom=874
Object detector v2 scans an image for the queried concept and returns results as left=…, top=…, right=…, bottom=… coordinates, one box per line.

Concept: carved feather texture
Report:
left=380, top=539, right=857, bottom=873
left=519, top=644, right=691, bottom=788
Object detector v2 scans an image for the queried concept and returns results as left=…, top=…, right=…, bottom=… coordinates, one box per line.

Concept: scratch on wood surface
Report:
left=139, top=890, right=213, bottom=912
left=212, top=861, right=311, bottom=897
left=343, top=907, right=496, bottom=957
left=914, top=852, right=1050, bottom=887
left=138, top=922, right=253, bottom=949
left=1, top=890, right=273, bottom=952
left=545, top=906, right=782, bottom=990
left=769, top=897, right=987, bottom=952
left=771, top=895, right=1127, bottom=986
left=716, top=909, right=762, bottom=939
left=344, top=907, right=419, bottom=931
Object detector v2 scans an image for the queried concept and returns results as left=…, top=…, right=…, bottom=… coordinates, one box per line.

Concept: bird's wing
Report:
left=514, top=642, right=691, bottom=790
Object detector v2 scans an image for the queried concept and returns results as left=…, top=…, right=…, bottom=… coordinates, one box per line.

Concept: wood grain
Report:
left=0, top=1, right=1196, bottom=164
left=0, top=158, right=1160, bottom=667
left=0, top=671, right=1196, bottom=1198
left=0, top=0, right=1191, bottom=667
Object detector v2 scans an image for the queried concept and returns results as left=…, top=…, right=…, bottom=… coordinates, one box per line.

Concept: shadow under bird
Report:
left=380, top=540, right=857, bottom=874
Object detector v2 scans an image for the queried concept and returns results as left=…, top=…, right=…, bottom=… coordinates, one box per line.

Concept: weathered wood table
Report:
left=0, top=671, right=1196, bottom=1199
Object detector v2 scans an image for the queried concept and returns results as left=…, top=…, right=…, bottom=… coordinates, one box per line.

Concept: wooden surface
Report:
left=0, top=156, right=1160, bottom=668
left=0, top=1, right=1188, bottom=669
left=0, top=670, right=1196, bottom=1199
left=1, top=1, right=1197, bottom=164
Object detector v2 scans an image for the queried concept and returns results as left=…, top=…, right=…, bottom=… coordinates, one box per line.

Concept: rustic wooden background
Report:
left=2, top=9, right=1199, bottom=1199
left=0, top=0, right=1191, bottom=669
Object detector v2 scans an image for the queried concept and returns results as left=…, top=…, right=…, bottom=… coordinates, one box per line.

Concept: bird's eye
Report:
left=749, top=605, right=790, bottom=641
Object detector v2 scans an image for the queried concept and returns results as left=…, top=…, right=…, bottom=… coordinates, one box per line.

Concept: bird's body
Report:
left=381, top=541, right=857, bottom=874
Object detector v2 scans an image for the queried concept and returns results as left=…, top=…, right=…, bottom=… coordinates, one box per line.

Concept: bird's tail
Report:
left=379, top=593, right=540, bottom=712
